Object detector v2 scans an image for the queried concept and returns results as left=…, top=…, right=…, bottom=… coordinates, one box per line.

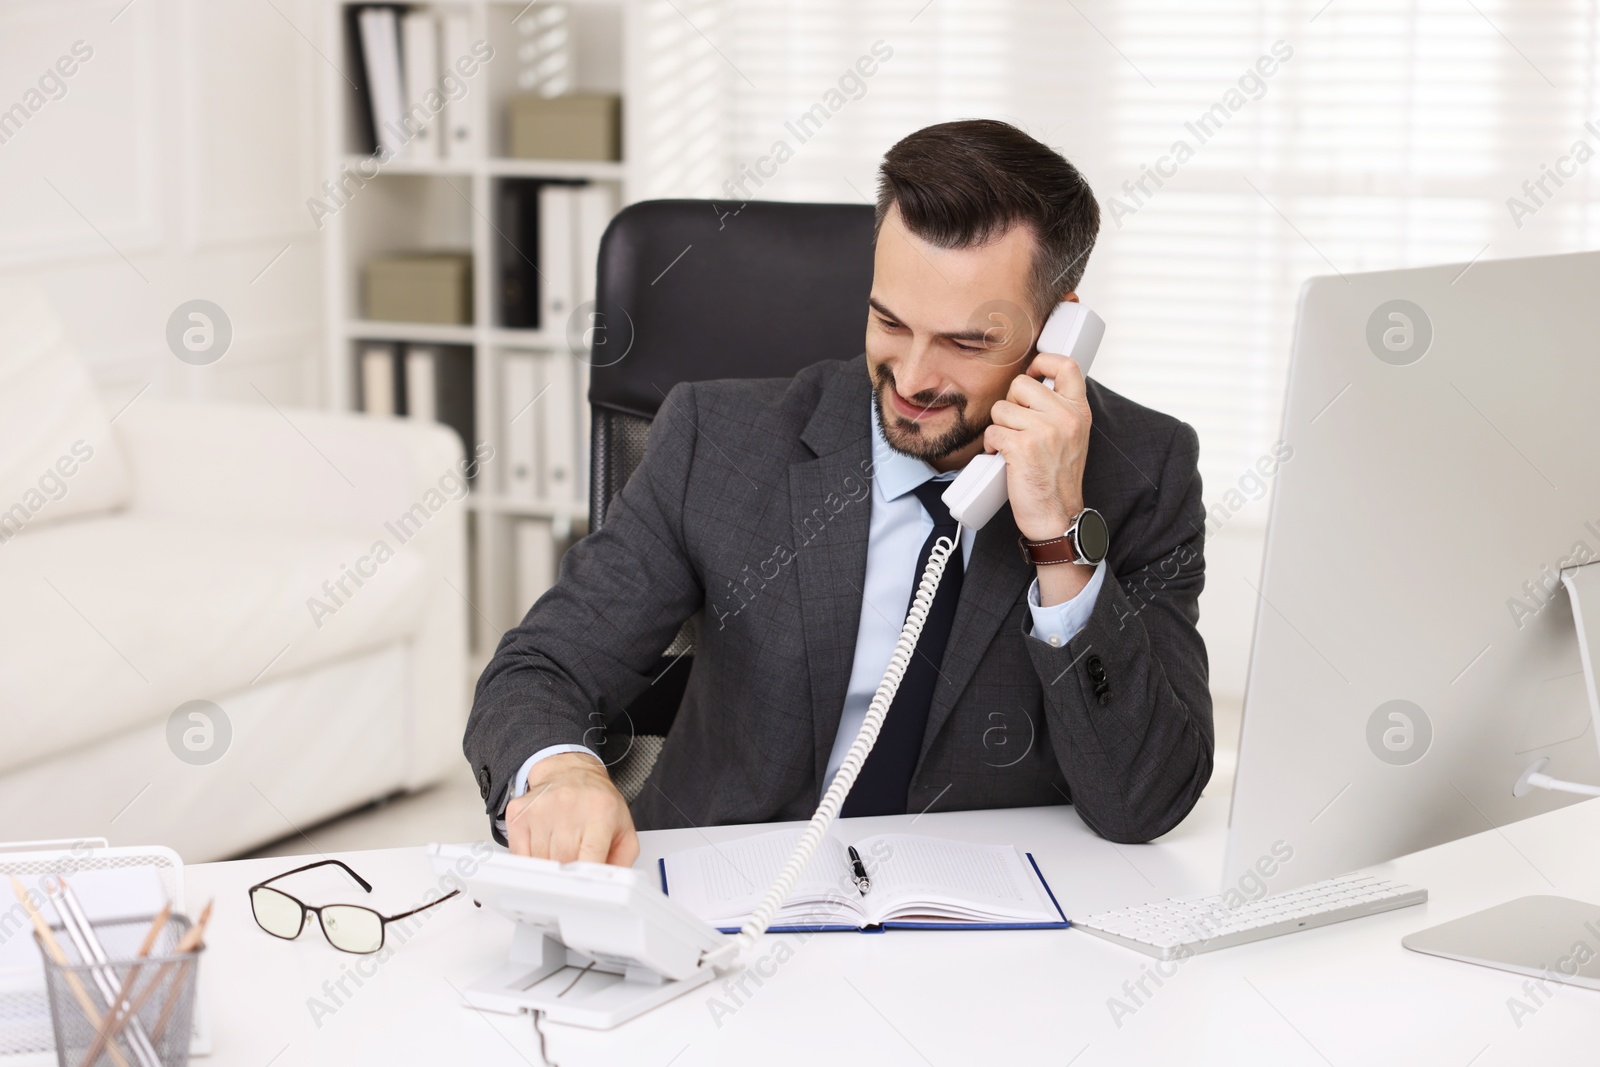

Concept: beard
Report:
left=872, top=363, right=987, bottom=462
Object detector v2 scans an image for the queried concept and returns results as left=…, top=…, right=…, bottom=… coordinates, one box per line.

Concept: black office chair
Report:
left=585, top=199, right=876, bottom=799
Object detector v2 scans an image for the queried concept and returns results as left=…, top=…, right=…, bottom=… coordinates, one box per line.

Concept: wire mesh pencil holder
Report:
left=36, top=915, right=198, bottom=1067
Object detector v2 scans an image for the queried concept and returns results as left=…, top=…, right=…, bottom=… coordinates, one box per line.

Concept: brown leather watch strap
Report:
left=1018, top=532, right=1081, bottom=566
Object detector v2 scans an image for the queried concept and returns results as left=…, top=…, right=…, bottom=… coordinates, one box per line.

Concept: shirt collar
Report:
left=870, top=396, right=959, bottom=503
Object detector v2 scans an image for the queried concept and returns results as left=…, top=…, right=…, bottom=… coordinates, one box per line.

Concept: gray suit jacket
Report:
left=465, top=355, right=1213, bottom=843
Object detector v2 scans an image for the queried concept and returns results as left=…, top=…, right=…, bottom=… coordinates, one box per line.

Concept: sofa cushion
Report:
left=0, top=282, right=132, bottom=541
left=0, top=513, right=433, bottom=773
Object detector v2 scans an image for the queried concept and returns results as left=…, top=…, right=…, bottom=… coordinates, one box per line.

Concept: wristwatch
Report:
left=1019, top=507, right=1109, bottom=567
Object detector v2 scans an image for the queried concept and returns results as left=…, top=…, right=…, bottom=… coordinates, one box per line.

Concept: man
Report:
left=465, top=119, right=1213, bottom=865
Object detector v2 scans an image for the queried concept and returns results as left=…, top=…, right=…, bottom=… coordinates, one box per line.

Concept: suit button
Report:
left=477, top=764, right=492, bottom=800
left=1087, top=655, right=1105, bottom=679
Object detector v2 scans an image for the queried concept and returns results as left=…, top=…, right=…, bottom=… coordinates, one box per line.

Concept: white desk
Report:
left=187, top=793, right=1600, bottom=1065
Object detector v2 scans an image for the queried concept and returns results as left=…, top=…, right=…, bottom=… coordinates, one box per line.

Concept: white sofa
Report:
left=0, top=284, right=468, bottom=862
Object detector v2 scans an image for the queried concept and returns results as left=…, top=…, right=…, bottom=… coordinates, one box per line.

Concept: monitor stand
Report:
left=1514, top=561, right=1600, bottom=800
left=1403, top=896, right=1600, bottom=991
left=1402, top=562, right=1600, bottom=987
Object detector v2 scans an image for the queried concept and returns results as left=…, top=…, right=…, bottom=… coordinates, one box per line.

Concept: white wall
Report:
left=0, top=0, right=325, bottom=411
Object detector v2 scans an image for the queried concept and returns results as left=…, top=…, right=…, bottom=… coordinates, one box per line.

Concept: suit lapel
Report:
left=790, top=451, right=871, bottom=789
left=792, top=358, right=874, bottom=789
left=787, top=356, right=1036, bottom=786
left=918, top=502, right=1032, bottom=766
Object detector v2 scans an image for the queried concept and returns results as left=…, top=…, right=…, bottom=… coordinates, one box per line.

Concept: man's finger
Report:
left=506, top=803, right=534, bottom=857
left=990, top=399, right=1050, bottom=432
left=576, top=827, right=612, bottom=864
left=1025, top=353, right=1086, bottom=398
left=1027, top=349, right=1082, bottom=379
left=608, top=827, right=641, bottom=867
left=1011, top=370, right=1076, bottom=408
left=525, top=823, right=553, bottom=861
left=548, top=828, right=583, bottom=863
left=983, top=423, right=1018, bottom=456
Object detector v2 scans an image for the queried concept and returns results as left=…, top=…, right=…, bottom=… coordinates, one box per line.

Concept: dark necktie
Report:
left=842, top=479, right=967, bottom=817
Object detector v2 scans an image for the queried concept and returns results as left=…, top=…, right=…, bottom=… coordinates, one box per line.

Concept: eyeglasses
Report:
left=248, top=859, right=459, bottom=954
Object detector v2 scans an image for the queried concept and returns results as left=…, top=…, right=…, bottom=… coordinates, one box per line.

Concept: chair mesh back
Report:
left=589, top=410, right=654, bottom=533
left=589, top=408, right=695, bottom=663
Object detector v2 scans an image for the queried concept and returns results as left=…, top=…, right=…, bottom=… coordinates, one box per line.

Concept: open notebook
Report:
left=659, top=828, right=1068, bottom=933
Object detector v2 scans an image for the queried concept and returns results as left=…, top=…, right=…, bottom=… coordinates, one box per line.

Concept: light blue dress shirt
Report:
left=501, top=398, right=1106, bottom=822
left=821, top=400, right=1106, bottom=786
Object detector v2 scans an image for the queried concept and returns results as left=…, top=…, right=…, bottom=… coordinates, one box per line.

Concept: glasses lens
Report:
left=251, top=887, right=305, bottom=939
left=320, top=905, right=384, bottom=953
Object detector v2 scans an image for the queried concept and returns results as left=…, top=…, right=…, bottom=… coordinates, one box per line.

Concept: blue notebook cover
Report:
left=659, top=851, right=1070, bottom=934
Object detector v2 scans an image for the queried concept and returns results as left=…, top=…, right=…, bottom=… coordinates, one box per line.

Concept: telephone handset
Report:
left=941, top=300, right=1106, bottom=530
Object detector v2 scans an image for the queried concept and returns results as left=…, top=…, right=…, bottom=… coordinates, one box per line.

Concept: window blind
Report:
left=634, top=0, right=1600, bottom=519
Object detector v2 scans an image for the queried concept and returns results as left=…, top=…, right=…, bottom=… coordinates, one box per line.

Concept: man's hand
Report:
left=504, top=752, right=640, bottom=866
left=985, top=349, right=1091, bottom=541
left=985, top=350, right=1096, bottom=608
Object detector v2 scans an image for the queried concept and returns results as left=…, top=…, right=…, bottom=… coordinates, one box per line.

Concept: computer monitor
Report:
left=1224, top=249, right=1600, bottom=893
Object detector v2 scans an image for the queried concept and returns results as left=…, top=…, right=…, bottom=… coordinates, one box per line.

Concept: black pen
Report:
left=847, top=845, right=871, bottom=894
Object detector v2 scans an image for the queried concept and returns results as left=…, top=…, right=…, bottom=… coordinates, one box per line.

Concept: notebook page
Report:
left=662, top=829, right=864, bottom=926
left=863, top=835, right=1058, bottom=923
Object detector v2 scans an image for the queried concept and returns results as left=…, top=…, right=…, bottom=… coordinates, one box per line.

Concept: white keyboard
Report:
left=1072, top=873, right=1427, bottom=960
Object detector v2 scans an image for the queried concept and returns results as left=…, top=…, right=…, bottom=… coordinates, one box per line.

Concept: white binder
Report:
left=440, top=13, right=480, bottom=160
left=502, top=351, right=545, bottom=501
left=537, top=185, right=576, bottom=332
left=541, top=349, right=576, bottom=505
left=400, top=13, right=441, bottom=160
left=359, top=342, right=399, bottom=416
left=403, top=345, right=440, bottom=422
left=357, top=7, right=405, bottom=159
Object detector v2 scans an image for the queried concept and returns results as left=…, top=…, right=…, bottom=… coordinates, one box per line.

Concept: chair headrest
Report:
left=588, top=199, right=876, bottom=420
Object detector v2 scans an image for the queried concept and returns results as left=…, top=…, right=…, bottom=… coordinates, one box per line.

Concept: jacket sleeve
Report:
left=1023, top=420, right=1213, bottom=843
left=462, top=382, right=705, bottom=832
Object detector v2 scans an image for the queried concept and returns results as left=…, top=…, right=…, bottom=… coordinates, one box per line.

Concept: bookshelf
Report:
left=321, top=0, right=639, bottom=664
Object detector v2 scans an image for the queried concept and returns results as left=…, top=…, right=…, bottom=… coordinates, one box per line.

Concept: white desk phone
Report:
left=430, top=300, right=1107, bottom=1029
left=942, top=300, right=1106, bottom=528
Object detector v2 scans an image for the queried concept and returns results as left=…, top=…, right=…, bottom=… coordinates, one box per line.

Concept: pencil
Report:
left=76, top=904, right=171, bottom=1067
left=134, top=905, right=171, bottom=958
left=86, top=899, right=212, bottom=1062
left=9, top=878, right=134, bottom=1067
left=149, top=899, right=212, bottom=1045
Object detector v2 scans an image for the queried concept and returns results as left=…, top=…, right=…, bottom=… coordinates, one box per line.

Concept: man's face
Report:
left=864, top=203, right=1045, bottom=470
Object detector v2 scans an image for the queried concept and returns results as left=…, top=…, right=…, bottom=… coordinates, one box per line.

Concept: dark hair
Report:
left=874, top=119, right=1100, bottom=322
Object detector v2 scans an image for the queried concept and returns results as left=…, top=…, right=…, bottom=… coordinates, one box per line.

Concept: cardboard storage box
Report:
left=363, top=252, right=473, bottom=325
left=507, top=92, right=622, bottom=162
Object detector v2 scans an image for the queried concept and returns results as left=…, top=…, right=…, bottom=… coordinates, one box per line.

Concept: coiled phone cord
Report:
left=708, top=525, right=964, bottom=964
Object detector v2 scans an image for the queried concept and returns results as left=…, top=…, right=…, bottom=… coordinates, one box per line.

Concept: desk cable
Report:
left=532, top=1009, right=558, bottom=1066
left=528, top=962, right=597, bottom=1065
left=704, top=527, right=962, bottom=967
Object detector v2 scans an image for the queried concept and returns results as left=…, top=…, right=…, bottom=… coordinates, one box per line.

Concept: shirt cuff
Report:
left=1026, top=559, right=1106, bottom=648
left=493, top=744, right=603, bottom=836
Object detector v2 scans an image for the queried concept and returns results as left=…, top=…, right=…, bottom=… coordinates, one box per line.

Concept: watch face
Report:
left=1076, top=508, right=1110, bottom=562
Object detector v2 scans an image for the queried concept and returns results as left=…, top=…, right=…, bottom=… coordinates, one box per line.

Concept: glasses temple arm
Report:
left=382, top=888, right=461, bottom=923
left=253, top=859, right=373, bottom=893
